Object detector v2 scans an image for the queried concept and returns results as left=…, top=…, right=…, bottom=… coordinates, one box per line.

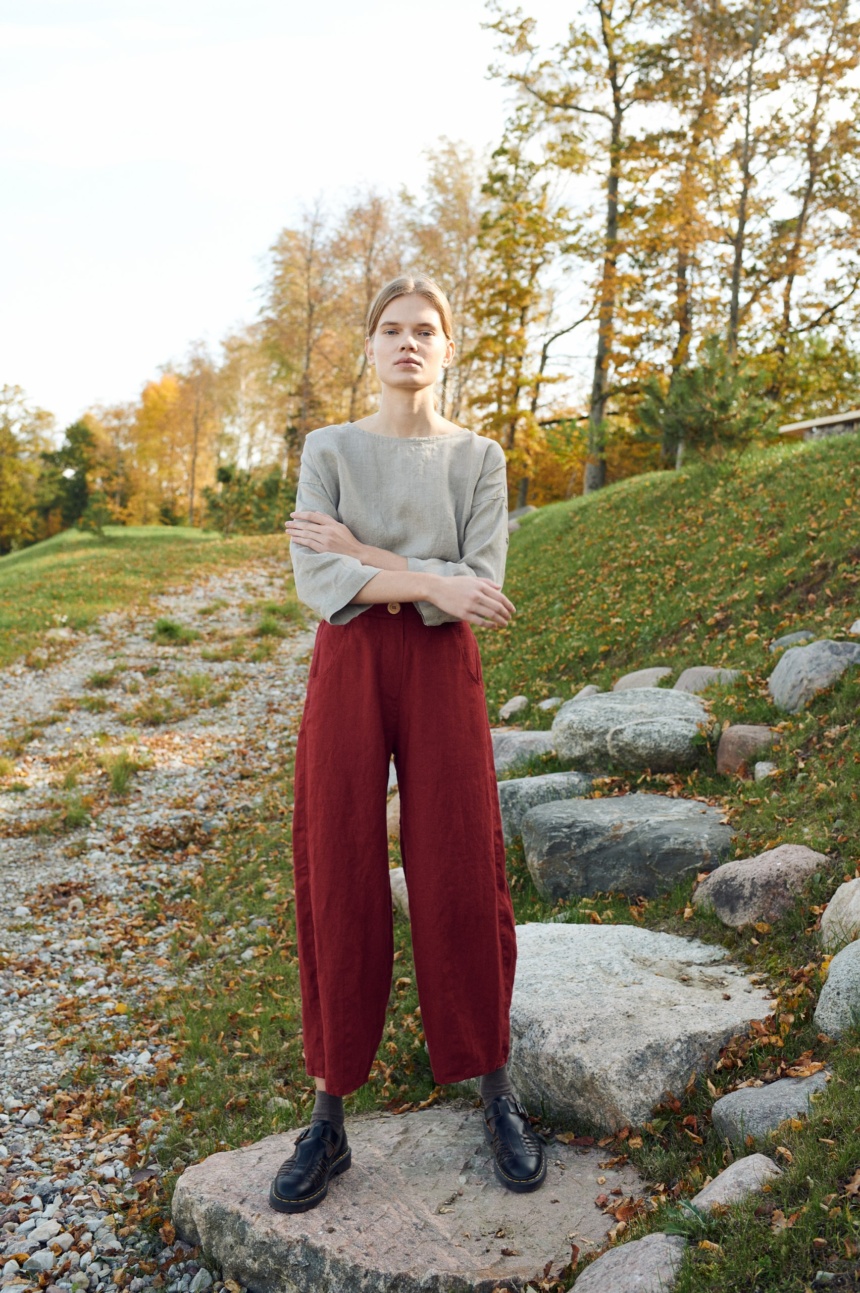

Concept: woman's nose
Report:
left=401, top=334, right=418, bottom=349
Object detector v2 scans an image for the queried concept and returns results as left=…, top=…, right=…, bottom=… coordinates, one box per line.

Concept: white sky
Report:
left=0, top=0, right=568, bottom=429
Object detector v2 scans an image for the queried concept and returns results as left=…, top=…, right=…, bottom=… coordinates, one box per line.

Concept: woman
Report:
left=270, top=274, right=546, bottom=1214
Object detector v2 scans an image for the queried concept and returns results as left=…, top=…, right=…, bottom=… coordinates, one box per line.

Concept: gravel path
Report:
left=0, top=562, right=315, bottom=1293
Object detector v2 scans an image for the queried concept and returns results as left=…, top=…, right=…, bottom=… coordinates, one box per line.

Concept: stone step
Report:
left=171, top=1104, right=644, bottom=1293
left=551, top=687, right=712, bottom=773
left=522, top=793, right=733, bottom=900
left=509, top=923, right=775, bottom=1131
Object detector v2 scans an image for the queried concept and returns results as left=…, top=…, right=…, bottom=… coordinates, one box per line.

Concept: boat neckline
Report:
left=345, top=422, right=472, bottom=442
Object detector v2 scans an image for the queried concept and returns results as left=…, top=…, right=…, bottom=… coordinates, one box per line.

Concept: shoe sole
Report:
left=483, top=1119, right=547, bottom=1194
left=268, top=1146, right=352, bottom=1214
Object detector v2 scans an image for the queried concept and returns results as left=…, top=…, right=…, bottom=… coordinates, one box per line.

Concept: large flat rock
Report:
left=522, top=794, right=733, bottom=900
left=509, top=924, right=775, bottom=1131
left=551, top=688, right=711, bottom=772
left=171, top=1104, right=643, bottom=1293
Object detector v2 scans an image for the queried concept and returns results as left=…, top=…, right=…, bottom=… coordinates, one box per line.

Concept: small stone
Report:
left=497, top=771, right=592, bottom=846
left=692, top=844, right=827, bottom=929
left=768, top=639, right=860, bottom=712
left=815, top=941, right=860, bottom=1037
left=189, top=1270, right=213, bottom=1293
left=389, top=868, right=410, bottom=920
left=536, top=697, right=563, bottom=712
left=2, top=1262, right=21, bottom=1278
left=572, top=1232, right=686, bottom=1293
left=716, top=725, right=775, bottom=776
left=54, top=1234, right=74, bottom=1252
left=711, top=1071, right=829, bottom=1145
left=690, top=1154, right=781, bottom=1211
left=28, top=1219, right=61, bottom=1242
left=499, top=695, right=530, bottom=721
left=571, top=684, right=600, bottom=701
left=13, top=906, right=31, bottom=919
left=820, top=878, right=860, bottom=952
left=21, top=1109, right=40, bottom=1127
left=674, top=666, right=741, bottom=694
left=769, top=628, right=817, bottom=652
left=849, top=619, right=860, bottom=636
left=491, top=729, right=555, bottom=775
left=134, top=1050, right=152, bottom=1067
left=613, top=666, right=672, bottom=691
left=23, top=1249, right=56, bottom=1273
left=754, top=761, right=777, bottom=781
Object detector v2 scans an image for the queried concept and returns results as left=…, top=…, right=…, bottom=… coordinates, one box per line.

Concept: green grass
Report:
left=151, top=618, right=200, bottom=646
left=477, top=435, right=860, bottom=708
left=0, top=525, right=287, bottom=668
left=98, top=747, right=151, bottom=796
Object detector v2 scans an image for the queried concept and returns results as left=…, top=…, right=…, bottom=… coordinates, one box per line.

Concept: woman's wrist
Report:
left=359, top=543, right=409, bottom=572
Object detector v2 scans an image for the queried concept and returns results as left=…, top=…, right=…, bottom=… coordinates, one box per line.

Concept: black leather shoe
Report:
left=268, top=1120, right=351, bottom=1213
left=483, top=1095, right=547, bottom=1193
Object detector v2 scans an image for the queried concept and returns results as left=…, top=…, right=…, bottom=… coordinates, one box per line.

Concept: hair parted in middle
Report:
left=366, top=274, right=454, bottom=343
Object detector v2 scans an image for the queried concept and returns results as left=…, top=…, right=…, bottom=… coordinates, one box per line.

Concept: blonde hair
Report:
left=366, top=274, right=454, bottom=342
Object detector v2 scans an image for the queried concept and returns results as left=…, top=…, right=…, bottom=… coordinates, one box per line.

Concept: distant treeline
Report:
left=2, top=0, right=859, bottom=553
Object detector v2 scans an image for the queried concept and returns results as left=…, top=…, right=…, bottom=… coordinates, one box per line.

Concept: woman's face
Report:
left=366, top=293, right=455, bottom=391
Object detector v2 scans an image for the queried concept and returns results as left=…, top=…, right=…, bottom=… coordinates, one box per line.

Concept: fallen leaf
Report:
left=844, top=1168, right=860, bottom=1198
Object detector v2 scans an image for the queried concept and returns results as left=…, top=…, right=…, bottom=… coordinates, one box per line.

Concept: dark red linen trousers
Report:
left=291, top=599, right=517, bottom=1097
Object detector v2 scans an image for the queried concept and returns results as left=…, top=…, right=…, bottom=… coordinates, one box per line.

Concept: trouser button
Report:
left=387, top=602, right=401, bottom=614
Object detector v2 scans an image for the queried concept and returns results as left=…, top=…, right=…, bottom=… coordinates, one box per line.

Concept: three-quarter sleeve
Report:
left=289, top=436, right=383, bottom=626
left=406, top=439, right=510, bottom=626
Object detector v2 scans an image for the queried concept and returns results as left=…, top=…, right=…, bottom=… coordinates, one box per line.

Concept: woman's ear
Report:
left=364, top=335, right=375, bottom=365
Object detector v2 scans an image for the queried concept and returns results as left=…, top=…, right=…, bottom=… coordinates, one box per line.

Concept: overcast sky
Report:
left=1, top=0, right=567, bottom=429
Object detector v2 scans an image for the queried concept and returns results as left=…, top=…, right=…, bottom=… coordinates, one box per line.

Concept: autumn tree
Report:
left=486, top=0, right=664, bottom=492
left=467, top=111, right=584, bottom=505
left=0, top=386, right=55, bottom=553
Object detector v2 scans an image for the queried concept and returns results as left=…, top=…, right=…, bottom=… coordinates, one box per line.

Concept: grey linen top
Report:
left=289, top=423, right=510, bottom=627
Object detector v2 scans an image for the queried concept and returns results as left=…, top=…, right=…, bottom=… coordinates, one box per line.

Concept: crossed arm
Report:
left=285, top=509, right=514, bottom=628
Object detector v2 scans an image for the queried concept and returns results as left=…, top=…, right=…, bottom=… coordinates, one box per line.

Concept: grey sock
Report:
left=479, top=1065, right=514, bottom=1106
left=310, top=1090, right=344, bottom=1129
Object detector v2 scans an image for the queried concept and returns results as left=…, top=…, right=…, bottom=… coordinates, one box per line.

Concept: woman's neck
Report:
left=361, top=388, right=446, bottom=439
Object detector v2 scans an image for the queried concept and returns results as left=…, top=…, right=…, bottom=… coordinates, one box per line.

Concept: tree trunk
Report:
left=728, top=5, right=765, bottom=356
left=516, top=476, right=530, bottom=508
left=188, top=387, right=201, bottom=528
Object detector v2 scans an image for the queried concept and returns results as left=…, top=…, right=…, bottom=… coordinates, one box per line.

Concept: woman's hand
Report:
left=429, top=575, right=515, bottom=628
left=285, top=510, right=365, bottom=560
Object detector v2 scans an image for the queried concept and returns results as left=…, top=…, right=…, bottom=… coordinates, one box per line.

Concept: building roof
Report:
left=779, top=408, right=860, bottom=438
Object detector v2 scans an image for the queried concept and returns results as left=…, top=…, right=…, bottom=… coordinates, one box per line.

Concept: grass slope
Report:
left=479, top=435, right=859, bottom=707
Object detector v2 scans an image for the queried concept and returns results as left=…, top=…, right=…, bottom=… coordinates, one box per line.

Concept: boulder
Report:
left=508, top=923, right=774, bottom=1130
left=711, top=1071, right=829, bottom=1145
left=491, top=729, right=555, bottom=775
left=769, top=629, right=816, bottom=653
left=499, top=695, right=530, bottom=721
left=551, top=688, right=711, bottom=773
left=768, top=639, right=860, bottom=712
left=389, top=867, right=409, bottom=920
left=690, top=1155, right=781, bottom=1212
left=754, top=761, right=777, bottom=782
left=814, top=940, right=860, bottom=1037
left=522, top=795, right=732, bottom=900
left=691, top=844, right=827, bottom=929
left=674, top=666, right=741, bottom=695
left=613, top=666, right=673, bottom=691
left=572, top=684, right=601, bottom=702
left=536, top=696, right=564, bottom=712
left=716, top=725, right=776, bottom=776
left=571, top=1233, right=686, bottom=1292
left=386, top=791, right=400, bottom=841
left=820, top=878, right=860, bottom=952
left=171, top=1104, right=644, bottom=1293
left=497, top=771, right=593, bottom=846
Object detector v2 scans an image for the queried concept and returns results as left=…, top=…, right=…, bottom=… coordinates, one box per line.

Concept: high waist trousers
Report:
left=291, top=600, right=517, bottom=1097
